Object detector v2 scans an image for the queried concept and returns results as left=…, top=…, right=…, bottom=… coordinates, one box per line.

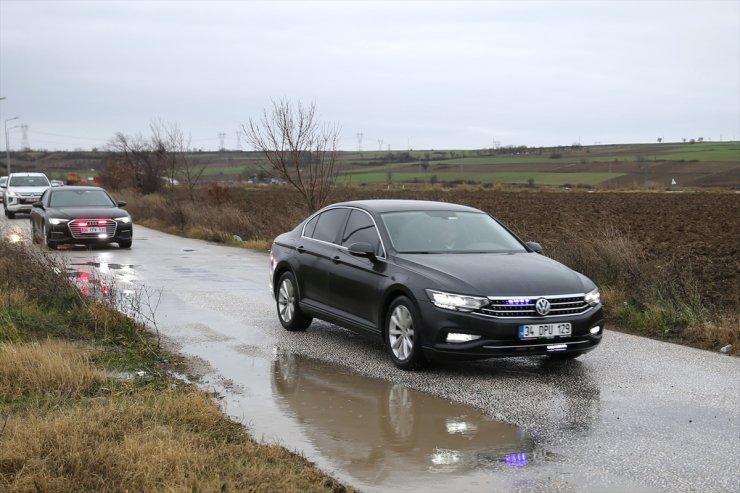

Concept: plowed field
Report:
left=236, top=188, right=739, bottom=312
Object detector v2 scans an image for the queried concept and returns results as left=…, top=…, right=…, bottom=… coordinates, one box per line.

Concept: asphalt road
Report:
left=2, top=213, right=738, bottom=493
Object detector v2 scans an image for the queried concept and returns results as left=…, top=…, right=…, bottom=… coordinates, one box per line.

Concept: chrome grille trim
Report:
left=478, top=293, right=592, bottom=318
left=67, top=219, right=118, bottom=239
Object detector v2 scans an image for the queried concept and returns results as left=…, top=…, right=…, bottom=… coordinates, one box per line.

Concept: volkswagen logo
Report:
left=535, top=298, right=551, bottom=316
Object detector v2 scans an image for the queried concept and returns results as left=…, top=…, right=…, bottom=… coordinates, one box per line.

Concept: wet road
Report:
left=2, top=214, right=739, bottom=492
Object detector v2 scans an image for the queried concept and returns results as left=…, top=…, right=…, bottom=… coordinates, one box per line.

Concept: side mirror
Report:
left=32, top=201, right=43, bottom=209
left=117, top=200, right=127, bottom=207
left=348, top=242, right=377, bottom=260
left=526, top=241, right=543, bottom=254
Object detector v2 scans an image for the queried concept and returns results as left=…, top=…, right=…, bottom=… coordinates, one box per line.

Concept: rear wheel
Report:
left=385, top=296, right=427, bottom=370
left=276, top=271, right=312, bottom=331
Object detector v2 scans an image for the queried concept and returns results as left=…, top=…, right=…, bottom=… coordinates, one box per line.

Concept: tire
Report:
left=31, top=219, right=40, bottom=244
left=43, top=223, right=57, bottom=250
left=118, top=240, right=132, bottom=249
left=276, top=271, right=312, bottom=331
left=385, top=296, right=428, bottom=370
left=7, top=210, right=15, bottom=219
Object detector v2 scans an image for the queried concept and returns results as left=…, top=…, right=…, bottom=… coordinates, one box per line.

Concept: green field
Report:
left=338, top=170, right=625, bottom=186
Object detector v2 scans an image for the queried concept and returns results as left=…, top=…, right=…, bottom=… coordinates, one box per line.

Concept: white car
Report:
left=2, top=172, right=51, bottom=218
left=0, top=176, right=6, bottom=204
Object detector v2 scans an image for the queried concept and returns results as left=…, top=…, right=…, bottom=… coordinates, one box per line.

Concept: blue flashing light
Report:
left=504, top=452, right=528, bottom=466
left=505, top=298, right=531, bottom=305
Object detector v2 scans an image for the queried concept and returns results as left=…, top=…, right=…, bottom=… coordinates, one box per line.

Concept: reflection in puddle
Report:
left=67, top=261, right=137, bottom=298
left=270, top=352, right=549, bottom=483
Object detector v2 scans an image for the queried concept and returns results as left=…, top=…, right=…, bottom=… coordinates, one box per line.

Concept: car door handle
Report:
left=297, top=245, right=306, bottom=253
left=332, top=255, right=340, bottom=264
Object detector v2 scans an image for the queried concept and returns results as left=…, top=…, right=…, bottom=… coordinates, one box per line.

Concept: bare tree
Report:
left=108, top=120, right=204, bottom=197
left=242, top=99, right=340, bottom=213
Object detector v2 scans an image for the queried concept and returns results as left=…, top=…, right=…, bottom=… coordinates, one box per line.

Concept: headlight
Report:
left=426, top=289, right=489, bottom=312
left=6, top=191, right=17, bottom=197
left=49, top=218, right=69, bottom=225
left=585, top=288, right=601, bottom=306
left=115, top=216, right=131, bottom=224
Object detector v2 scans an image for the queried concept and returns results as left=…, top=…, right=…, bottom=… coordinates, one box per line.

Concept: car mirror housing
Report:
left=117, top=200, right=127, bottom=207
left=348, top=242, right=377, bottom=259
left=526, top=241, right=543, bottom=253
left=32, top=201, right=43, bottom=209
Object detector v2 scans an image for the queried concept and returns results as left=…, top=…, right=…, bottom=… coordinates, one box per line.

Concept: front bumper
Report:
left=416, top=299, right=604, bottom=360
left=4, top=196, right=39, bottom=212
left=48, top=222, right=133, bottom=245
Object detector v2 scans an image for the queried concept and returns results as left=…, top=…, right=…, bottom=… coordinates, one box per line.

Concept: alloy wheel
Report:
left=388, top=305, right=414, bottom=361
left=278, top=278, right=295, bottom=323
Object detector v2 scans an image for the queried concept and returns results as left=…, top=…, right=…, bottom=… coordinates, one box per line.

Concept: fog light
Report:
left=446, top=333, right=481, bottom=343
left=590, top=326, right=601, bottom=335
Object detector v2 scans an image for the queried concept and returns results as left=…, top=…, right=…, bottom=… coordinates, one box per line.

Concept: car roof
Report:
left=9, top=172, right=47, bottom=176
left=49, top=185, right=106, bottom=192
left=327, top=199, right=482, bottom=214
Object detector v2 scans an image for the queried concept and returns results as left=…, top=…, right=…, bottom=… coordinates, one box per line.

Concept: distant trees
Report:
left=106, top=120, right=205, bottom=199
left=242, top=99, right=340, bottom=213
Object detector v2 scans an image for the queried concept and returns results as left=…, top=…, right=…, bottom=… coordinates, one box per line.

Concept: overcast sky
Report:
left=1, top=0, right=738, bottom=151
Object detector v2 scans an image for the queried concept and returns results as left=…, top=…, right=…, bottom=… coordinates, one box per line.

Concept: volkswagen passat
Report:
left=29, top=186, right=133, bottom=249
left=269, top=200, right=603, bottom=370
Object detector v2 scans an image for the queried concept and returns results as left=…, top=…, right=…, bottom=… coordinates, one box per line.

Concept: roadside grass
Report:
left=0, top=239, right=351, bottom=492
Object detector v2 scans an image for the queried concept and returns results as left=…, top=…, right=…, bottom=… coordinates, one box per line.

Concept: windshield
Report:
left=49, top=190, right=116, bottom=208
left=381, top=210, right=527, bottom=254
left=8, top=175, right=50, bottom=187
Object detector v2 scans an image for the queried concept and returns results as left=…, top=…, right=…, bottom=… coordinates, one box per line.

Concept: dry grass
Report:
left=0, top=341, right=103, bottom=398
left=1, top=388, right=349, bottom=493
left=0, top=238, right=350, bottom=493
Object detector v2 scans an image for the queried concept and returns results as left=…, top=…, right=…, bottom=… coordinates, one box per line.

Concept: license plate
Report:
left=519, top=322, right=572, bottom=339
left=82, top=227, right=106, bottom=234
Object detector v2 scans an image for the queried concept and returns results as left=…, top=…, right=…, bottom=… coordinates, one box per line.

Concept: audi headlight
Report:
left=49, top=218, right=69, bottom=225
left=115, top=216, right=131, bottom=224
left=426, top=289, right=489, bottom=312
left=585, top=288, right=601, bottom=306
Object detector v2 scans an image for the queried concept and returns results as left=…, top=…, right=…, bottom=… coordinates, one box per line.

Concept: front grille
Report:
left=68, top=219, right=117, bottom=239
left=479, top=294, right=591, bottom=318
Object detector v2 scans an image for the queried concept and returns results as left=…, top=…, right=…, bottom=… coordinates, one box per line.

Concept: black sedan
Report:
left=269, top=200, right=604, bottom=370
left=30, top=186, right=133, bottom=249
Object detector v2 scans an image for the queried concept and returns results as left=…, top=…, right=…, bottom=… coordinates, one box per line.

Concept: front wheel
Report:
left=385, top=296, right=427, bottom=370
left=31, top=219, right=40, bottom=244
left=43, top=223, right=57, bottom=250
left=276, top=271, right=312, bottom=331
left=118, top=240, right=132, bottom=249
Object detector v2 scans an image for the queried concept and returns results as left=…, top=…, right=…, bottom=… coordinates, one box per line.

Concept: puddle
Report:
left=270, top=353, right=541, bottom=479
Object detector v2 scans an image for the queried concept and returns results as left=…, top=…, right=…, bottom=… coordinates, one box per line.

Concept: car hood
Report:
left=46, top=207, right=129, bottom=220
left=395, top=252, right=594, bottom=297
left=6, top=185, right=49, bottom=194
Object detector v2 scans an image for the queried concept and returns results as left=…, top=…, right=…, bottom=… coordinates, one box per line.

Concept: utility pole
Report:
left=4, top=116, right=20, bottom=175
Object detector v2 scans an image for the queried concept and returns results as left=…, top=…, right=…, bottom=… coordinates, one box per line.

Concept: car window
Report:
left=341, top=209, right=384, bottom=257
left=382, top=210, right=527, bottom=253
left=50, top=190, right=116, bottom=208
left=8, top=175, right=50, bottom=187
left=303, top=215, right=319, bottom=238
left=311, top=208, right=349, bottom=244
